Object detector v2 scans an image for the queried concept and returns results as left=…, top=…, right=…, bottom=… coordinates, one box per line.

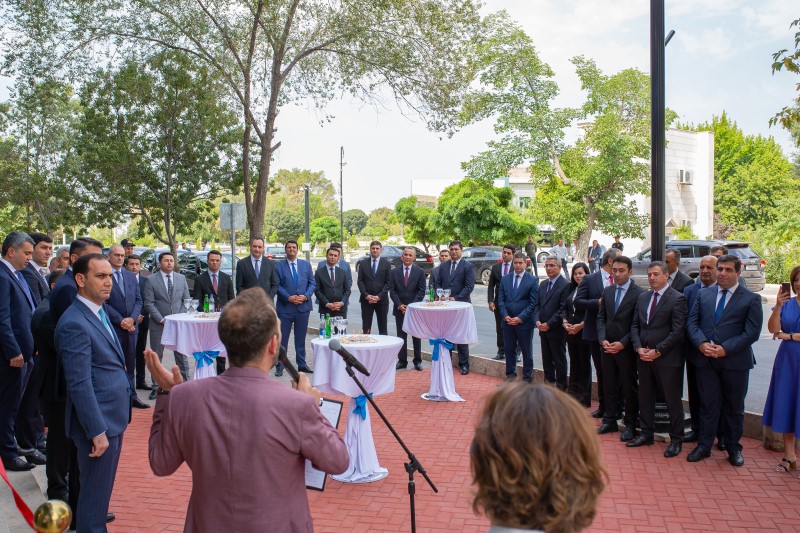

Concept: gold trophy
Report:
left=33, top=500, right=72, bottom=533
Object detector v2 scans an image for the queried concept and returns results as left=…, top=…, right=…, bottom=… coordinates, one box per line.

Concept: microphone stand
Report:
left=342, top=361, right=437, bottom=533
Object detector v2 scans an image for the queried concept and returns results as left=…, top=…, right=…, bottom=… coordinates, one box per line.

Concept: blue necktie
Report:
left=14, top=270, right=35, bottom=312
left=115, top=270, right=125, bottom=296
left=513, top=274, right=520, bottom=295
left=291, top=262, right=299, bottom=285
left=715, top=289, right=728, bottom=323
left=614, top=286, right=623, bottom=311
left=371, top=259, right=377, bottom=276
left=98, top=307, right=123, bottom=353
left=254, top=259, right=261, bottom=279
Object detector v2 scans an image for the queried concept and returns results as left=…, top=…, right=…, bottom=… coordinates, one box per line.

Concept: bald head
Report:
left=698, top=255, right=718, bottom=286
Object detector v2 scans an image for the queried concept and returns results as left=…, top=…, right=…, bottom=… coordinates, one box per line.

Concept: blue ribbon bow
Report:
left=192, top=350, right=219, bottom=368
left=353, top=393, right=373, bottom=420
left=429, top=339, right=454, bottom=361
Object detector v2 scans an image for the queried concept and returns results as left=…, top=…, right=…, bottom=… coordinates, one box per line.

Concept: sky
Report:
left=269, top=0, right=799, bottom=213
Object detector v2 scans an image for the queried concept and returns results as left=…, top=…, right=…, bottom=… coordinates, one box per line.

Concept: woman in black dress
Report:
left=562, top=262, right=591, bottom=406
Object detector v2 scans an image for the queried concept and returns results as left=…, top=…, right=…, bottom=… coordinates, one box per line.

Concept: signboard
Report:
left=219, top=203, right=246, bottom=231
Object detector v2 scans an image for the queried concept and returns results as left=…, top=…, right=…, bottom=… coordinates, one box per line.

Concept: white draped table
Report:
left=161, top=313, right=226, bottom=380
left=312, top=335, right=402, bottom=483
left=403, top=301, right=478, bottom=402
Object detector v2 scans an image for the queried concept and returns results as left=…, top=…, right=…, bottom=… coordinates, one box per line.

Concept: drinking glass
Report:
left=436, top=288, right=444, bottom=300
left=190, top=299, right=199, bottom=313
left=341, top=319, right=348, bottom=336
left=183, top=298, right=192, bottom=313
left=443, top=289, right=451, bottom=300
left=333, top=317, right=341, bottom=337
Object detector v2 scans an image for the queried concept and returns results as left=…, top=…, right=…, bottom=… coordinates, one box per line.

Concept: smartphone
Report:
left=781, top=282, right=791, bottom=295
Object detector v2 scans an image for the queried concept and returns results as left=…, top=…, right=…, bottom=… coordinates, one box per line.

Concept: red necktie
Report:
left=648, top=292, right=659, bottom=323
left=212, top=272, right=218, bottom=294
left=503, top=263, right=509, bottom=276
left=404, top=267, right=409, bottom=286
left=608, top=275, right=613, bottom=286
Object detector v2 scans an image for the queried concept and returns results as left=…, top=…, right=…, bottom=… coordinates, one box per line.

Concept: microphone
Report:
left=328, top=339, right=371, bottom=376
left=277, top=345, right=300, bottom=383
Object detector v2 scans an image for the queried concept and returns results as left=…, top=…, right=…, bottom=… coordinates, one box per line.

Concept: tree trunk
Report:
left=574, top=203, right=597, bottom=269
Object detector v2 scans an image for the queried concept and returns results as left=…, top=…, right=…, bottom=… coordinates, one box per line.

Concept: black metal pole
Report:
left=650, top=0, right=666, bottom=261
left=339, top=146, right=344, bottom=243
left=304, top=184, right=311, bottom=262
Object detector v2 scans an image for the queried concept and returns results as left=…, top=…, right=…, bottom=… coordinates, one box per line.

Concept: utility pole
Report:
left=650, top=0, right=666, bottom=262
left=339, top=146, right=345, bottom=243
left=304, top=184, right=311, bottom=262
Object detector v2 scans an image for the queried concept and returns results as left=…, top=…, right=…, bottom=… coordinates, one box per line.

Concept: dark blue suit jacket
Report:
left=683, top=280, right=714, bottom=317
left=49, top=269, right=77, bottom=323
left=0, top=263, right=35, bottom=361
left=55, top=299, right=131, bottom=441
left=22, top=262, right=49, bottom=307
left=574, top=270, right=606, bottom=342
left=686, top=284, right=762, bottom=370
left=437, top=259, right=475, bottom=302
left=535, top=275, right=569, bottom=337
left=389, top=264, right=426, bottom=315
left=498, top=272, right=539, bottom=324
left=106, top=268, right=143, bottom=334
left=275, top=259, right=315, bottom=315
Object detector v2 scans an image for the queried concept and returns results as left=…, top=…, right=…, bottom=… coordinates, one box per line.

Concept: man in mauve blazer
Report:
left=356, top=241, right=392, bottom=335
left=314, top=247, right=351, bottom=318
left=498, top=254, right=539, bottom=382
left=436, top=240, right=476, bottom=374
left=55, top=254, right=131, bottom=533
left=147, top=288, right=348, bottom=533
left=597, top=256, right=644, bottom=441
left=686, top=255, right=762, bottom=466
left=535, top=257, right=569, bottom=389
left=630, top=261, right=688, bottom=456
left=235, top=237, right=278, bottom=298
left=389, top=247, right=427, bottom=370
left=275, top=241, right=315, bottom=374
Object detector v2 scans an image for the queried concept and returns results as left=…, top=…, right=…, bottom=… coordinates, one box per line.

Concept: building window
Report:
left=519, top=197, right=531, bottom=209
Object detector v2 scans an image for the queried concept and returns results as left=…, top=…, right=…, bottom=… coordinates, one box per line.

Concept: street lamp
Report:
left=304, top=184, right=311, bottom=262
left=339, top=146, right=345, bottom=243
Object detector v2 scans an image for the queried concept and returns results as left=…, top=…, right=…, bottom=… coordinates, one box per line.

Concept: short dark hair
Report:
left=250, top=237, right=264, bottom=246
left=330, top=242, right=343, bottom=250
left=612, top=256, right=633, bottom=270
left=512, top=252, right=526, bottom=261
left=647, top=261, right=668, bottom=275
left=48, top=269, right=66, bottom=287
left=326, top=247, right=340, bottom=256
left=69, top=237, right=103, bottom=257
left=2, top=232, right=34, bottom=256
left=218, top=288, right=279, bottom=367
left=449, top=240, right=463, bottom=250
left=284, top=240, right=298, bottom=250
left=601, top=248, right=620, bottom=267
left=207, top=250, right=222, bottom=259
left=502, top=244, right=516, bottom=253
left=29, top=232, right=53, bottom=246
left=665, top=248, right=681, bottom=261
left=369, top=240, right=382, bottom=248
left=717, top=254, right=742, bottom=273
left=709, top=245, right=728, bottom=255
left=158, top=251, right=174, bottom=263
left=72, top=253, right=107, bottom=278
left=124, top=254, right=141, bottom=266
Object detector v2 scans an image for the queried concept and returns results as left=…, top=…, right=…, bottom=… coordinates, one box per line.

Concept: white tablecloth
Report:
left=403, top=302, right=478, bottom=402
left=312, top=335, right=402, bottom=483
left=162, top=313, right=226, bottom=380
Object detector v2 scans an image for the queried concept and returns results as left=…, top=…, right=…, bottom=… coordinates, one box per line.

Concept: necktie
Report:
left=451, top=261, right=456, bottom=274
left=254, top=259, right=260, bottom=279
left=212, top=272, right=218, bottom=294
left=513, top=274, right=520, bottom=294
left=372, top=259, right=377, bottom=276
left=614, top=286, right=623, bottom=311
left=648, top=292, right=659, bottom=323
left=668, top=276, right=673, bottom=286
left=608, top=275, right=613, bottom=286
left=330, top=267, right=335, bottom=284
left=503, top=263, right=509, bottom=276
left=115, top=270, right=125, bottom=296
left=291, top=262, right=298, bottom=285
left=98, top=306, right=123, bottom=353
left=715, top=289, right=728, bottom=323
left=404, top=267, right=409, bottom=286
left=14, top=270, right=35, bottom=311
left=166, top=274, right=173, bottom=300
left=547, top=279, right=554, bottom=293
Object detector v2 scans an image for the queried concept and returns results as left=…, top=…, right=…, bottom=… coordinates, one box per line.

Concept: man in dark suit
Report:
left=235, top=237, right=278, bottom=299
left=356, top=241, right=391, bottom=335
left=587, top=240, right=602, bottom=273
left=665, top=248, right=693, bottom=292
left=22, top=232, right=52, bottom=305
left=0, top=232, right=36, bottom=472
left=50, top=237, right=104, bottom=322
left=314, top=247, right=351, bottom=318
left=55, top=253, right=131, bottom=533
left=597, top=256, right=644, bottom=441
left=390, top=247, right=427, bottom=370
left=194, top=250, right=235, bottom=375
left=437, top=240, right=476, bottom=375
left=498, top=253, right=539, bottom=382
left=682, top=255, right=718, bottom=443
left=488, top=245, right=515, bottom=360
left=317, top=241, right=352, bottom=291
left=429, top=249, right=449, bottom=290
left=629, top=261, right=688, bottom=457
left=535, top=256, right=569, bottom=390
left=686, top=255, right=762, bottom=466
left=575, top=248, right=621, bottom=417
left=106, top=245, right=147, bottom=409
left=275, top=240, right=316, bottom=376
left=125, top=254, right=151, bottom=390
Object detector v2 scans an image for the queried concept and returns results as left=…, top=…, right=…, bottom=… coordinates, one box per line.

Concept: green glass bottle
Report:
left=203, top=294, right=209, bottom=313
left=325, top=314, right=331, bottom=338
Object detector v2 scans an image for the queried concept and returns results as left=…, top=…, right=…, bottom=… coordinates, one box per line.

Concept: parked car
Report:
left=264, top=245, right=287, bottom=261
left=630, top=240, right=765, bottom=292
left=462, top=246, right=531, bottom=286
left=362, top=245, right=434, bottom=275
left=193, top=250, right=239, bottom=275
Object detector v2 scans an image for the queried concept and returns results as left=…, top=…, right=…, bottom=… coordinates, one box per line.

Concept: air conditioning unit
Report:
left=678, top=169, right=693, bottom=184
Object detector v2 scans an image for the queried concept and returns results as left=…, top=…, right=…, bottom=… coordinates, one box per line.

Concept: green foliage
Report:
left=770, top=18, right=800, bottom=133
left=309, top=216, right=340, bottom=246
left=268, top=169, right=337, bottom=221
left=435, top=179, right=533, bottom=245
left=265, top=207, right=305, bottom=243
left=394, top=196, right=444, bottom=252
left=672, top=225, right=698, bottom=240
left=364, top=207, right=398, bottom=238
left=343, top=209, right=368, bottom=235
left=346, top=232, right=359, bottom=250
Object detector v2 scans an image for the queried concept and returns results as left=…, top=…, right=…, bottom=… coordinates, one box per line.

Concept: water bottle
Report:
left=203, top=294, right=209, bottom=313
left=209, top=295, right=216, bottom=312
left=319, top=314, right=326, bottom=339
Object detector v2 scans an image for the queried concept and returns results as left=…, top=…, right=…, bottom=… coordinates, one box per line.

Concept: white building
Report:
left=411, top=127, right=714, bottom=255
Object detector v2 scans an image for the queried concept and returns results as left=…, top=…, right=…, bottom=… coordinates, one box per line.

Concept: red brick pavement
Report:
left=108, top=370, right=799, bottom=532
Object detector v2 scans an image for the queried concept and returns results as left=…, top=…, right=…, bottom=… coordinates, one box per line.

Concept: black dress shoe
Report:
left=728, top=450, right=744, bottom=467
left=683, top=430, right=698, bottom=443
left=460, top=366, right=469, bottom=375
left=107, top=513, right=116, bottom=523
left=597, top=423, right=619, bottom=435
left=26, top=449, right=47, bottom=465
left=396, top=361, right=408, bottom=370
left=413, top=362, right=423, bottom=371
left=136, top=383, right=154, bottom=391
left=131, top=397, right=150, bottom=409
left=148, top=389, right=158, bottom=401
left=620, top=427, right=636, bottom=442
left=522, top=376, right=533, bottom=384
left=298, top=366, right=314, bottom=374
left=716, top=439, right=727, bottom=452
left=491, top=354, right=505, bottom=361
left=590, top=408, right=604, bottom=418
left=687, top=446, right=711, bottom=462
left=664, top=441, right=682, bottom=458
left=274, top=367, right=284, bottom=377
left=627, top=435, right=654, bottom=448
left=2, top=456, right=35, bottom=471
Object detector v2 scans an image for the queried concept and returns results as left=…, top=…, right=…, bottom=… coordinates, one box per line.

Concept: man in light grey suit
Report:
left=143, top=251, right=190, bottom=393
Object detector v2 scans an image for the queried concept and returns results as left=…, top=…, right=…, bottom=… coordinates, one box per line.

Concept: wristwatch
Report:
left=155, top=387, right=170, bottom=396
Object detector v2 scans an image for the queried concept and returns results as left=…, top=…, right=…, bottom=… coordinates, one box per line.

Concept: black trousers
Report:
left=588, top=341, right=605, bottom=411
left=395, top=313, right=421, bottom=364
left=601, top=349, right=638, bottom=427
left=492, top=307, right=504, bottom=355
left=0, top=360, right=31, bottom=459
left=696, top=363, right=749, bottom=453
left=135, top=322, right=149, bottom=386
left=567, top=338, right=592, bottom=406
left=360, top=300, right=389, bottom=335
left=540, top=332, right=567, bottom=389
left=685, top=358, right=724, bottom=439
left=16, top=354, right=45, bottom=450
left=638, top=362, right=684, bottom=440
left=44, top=400, right=77, bottom=501
left=456, top=344, right=470, bottom=367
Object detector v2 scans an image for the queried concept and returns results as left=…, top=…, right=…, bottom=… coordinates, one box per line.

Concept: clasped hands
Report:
left=699, top=342, right=726, bottom=358
left=535, top=321, right=549, bottom=332
left=637, top=347, right=660, bottom=362
left=288, top=294, right=307, bottom=305
left=326, top=301, right=344, bottom=312
left=601, top=340, right=624, bottom=354
left=120, top=317, right=136, bottom=332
